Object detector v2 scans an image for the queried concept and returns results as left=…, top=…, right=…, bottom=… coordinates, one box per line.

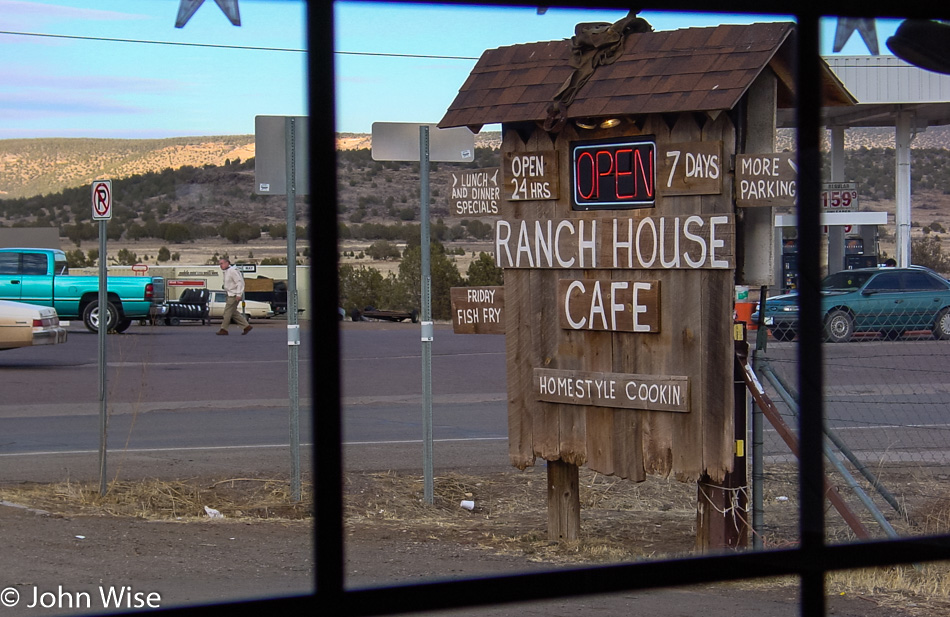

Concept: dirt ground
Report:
left=1, top=464, right=949, bottom=616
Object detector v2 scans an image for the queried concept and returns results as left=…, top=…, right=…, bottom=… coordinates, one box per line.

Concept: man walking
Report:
left=217, top=258, right=252, bottom=335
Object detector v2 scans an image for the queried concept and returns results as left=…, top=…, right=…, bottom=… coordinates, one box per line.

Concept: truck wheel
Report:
left=168, top=317, right=181, bottom=326
left=82, top=300, right=119, bottom=333
left=115, top=318, right=133, bottom=333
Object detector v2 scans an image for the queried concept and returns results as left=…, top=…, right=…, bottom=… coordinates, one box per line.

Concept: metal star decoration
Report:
left=175, top=0, right=241, bottom=28
left=833, top=18, right=879, bottom=55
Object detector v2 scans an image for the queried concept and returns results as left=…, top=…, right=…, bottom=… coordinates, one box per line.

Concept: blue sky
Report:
left=0, top=1, right=902, bottom=139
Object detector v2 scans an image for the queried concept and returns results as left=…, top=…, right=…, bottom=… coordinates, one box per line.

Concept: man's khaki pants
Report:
left=222, top=295, right=250, bottom=329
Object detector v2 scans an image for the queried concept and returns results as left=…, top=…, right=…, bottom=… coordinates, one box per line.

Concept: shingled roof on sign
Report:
left=439, top=22, right=856, bottom=131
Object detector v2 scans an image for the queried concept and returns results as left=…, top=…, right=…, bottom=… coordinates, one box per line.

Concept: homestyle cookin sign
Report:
left=535, top=368, right=689, bottom=412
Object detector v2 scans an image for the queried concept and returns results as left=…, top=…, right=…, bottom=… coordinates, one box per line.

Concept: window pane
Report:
left=21, top=253, right=48, bottom=276
left=336, top=4, right=806, bottom=592
left=0, top=254, right=18, bottom=275
left=0, top=1, right=312, bottom=612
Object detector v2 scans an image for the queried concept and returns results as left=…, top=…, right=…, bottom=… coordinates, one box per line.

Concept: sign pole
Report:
left=92, top=179, right=112, bottom=498
left=254, top=115, right=308, bottom=503
left=286, top=117, right=301, bottom=502
left=420, top=126, right=434, bottom=504
left=369, top=121, right=474, bottom=506
left=98, top=218, right=107, bottom=497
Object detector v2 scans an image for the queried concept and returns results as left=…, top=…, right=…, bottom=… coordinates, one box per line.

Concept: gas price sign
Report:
left=820, top=182, right=858, bottom=213
left=572, top=137, right=656, bottom=210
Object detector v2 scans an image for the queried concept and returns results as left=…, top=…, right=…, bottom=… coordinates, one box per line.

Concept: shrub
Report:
left=365, top=240, right=402, bottom=261
left=466, top=252, right=504, bottom=286
left=912, top=236, right=950, bottom=274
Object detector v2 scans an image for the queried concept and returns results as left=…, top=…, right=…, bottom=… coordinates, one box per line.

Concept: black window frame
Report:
left=113, top=2, right=950, bottom=616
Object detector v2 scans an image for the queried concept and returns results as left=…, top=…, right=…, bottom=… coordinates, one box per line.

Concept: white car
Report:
left=0, top=300, right=68, bottom=350
left=208, top=291, right=275, bottom=321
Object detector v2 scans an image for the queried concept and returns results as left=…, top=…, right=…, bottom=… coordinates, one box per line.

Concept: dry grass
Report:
left=342, top=466, right=950, bottom=614
left=0, top=477, right=311, bottom=521
left=826, top=565, right=950, bottom=615
left=345, top=468, right=710, bottom=564
left=3, top=466, right=950, bottom=614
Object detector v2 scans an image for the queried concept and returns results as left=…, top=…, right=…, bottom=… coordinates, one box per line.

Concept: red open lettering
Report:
left=572, top=139, right=656, bottom=210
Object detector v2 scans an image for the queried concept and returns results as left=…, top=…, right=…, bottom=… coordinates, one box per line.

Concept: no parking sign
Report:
left=92, top=180, right=112, bottom=220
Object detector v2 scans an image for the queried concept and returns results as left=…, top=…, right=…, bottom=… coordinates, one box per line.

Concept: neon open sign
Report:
left=572, top=137, right=656, bottom=210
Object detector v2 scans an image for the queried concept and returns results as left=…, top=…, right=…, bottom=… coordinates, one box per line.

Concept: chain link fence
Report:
left=749, top=293, right=950, bottom=545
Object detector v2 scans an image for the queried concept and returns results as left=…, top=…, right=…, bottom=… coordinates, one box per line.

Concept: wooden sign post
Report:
left=436, top=21, right=823, bottom=549
left=494, top=119, right=738, bottom=546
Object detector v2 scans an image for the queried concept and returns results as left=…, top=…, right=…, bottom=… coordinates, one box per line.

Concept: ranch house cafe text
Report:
left=495, top=215, right=733, bottom=270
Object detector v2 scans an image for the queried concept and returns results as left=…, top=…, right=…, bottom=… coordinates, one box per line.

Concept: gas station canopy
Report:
left=779, top=55, right=950, bottom=129
left=779, top=56, right=950, bottom=269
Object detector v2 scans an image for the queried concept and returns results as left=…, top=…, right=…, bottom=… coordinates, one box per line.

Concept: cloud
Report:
left=0, top=89, right=147, bottom=117
left=0, top=67, right=180, bottom=95
left=0, top=126, right=206, bottom=138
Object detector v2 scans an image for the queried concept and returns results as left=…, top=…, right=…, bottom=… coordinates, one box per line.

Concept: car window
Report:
left=822, top=271, right=871, bottom=290
left=902, top=272, right=948, bottom=291
left=864, top=272, right=901, bottom=291
left=21, top=253, right=48, bottom=276
left=0, top=254, right=17, bottom=275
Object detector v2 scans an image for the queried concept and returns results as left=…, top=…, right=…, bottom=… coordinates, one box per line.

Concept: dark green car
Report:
left=754, top=266, right=950, bottom=343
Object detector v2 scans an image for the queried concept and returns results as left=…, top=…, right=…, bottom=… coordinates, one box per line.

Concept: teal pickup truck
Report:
left=0, top=248, right=165, bottom=333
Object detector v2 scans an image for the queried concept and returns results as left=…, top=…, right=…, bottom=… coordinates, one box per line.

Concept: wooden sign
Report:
left=558, top=278, right=660, bottom=332
left=503, top=151, right=558, bottom=201
left=449, top=168, right=500, bottom=216
left=657, top=141, right=722, bottom=195
left=450, top=286, right=505, bottom=334
left=534, top=368, right=689, bottom=412
left=494, top=214, right=734, bottom=270
left=735, top=152, right=797, bottom=207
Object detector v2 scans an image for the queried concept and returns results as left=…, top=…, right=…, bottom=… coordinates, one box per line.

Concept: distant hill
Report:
left=0, top=133, right=503, bottom=200
left=2, top=127, right=950, bottom=242
left=776, top=125, right=950, bottom=151
left=1, top=127, right=945, bottom=201
left=0, top=136, right=255, bottom=200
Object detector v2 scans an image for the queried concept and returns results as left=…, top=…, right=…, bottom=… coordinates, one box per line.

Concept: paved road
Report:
left=5, top=319, right=950, bottom=479
left=753, top=335, right=950, bottom=465
left=0, top=319, right=511, bottom=482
